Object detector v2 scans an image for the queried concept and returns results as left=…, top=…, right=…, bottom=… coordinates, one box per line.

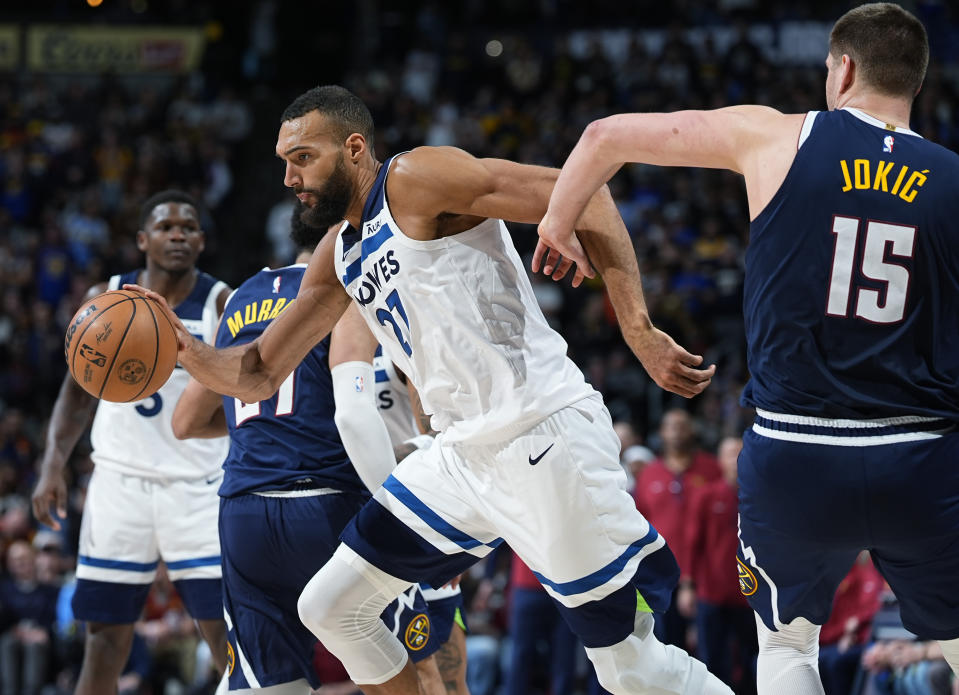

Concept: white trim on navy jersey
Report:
left=798, top=111, right=818, bottom=149
left=842, top=107, right=922, bottom=137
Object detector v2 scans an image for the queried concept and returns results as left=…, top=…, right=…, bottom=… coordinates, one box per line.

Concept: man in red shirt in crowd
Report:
left=679, top=436, right=758, bottom=694
left=818, top=551, right=884, bottom=695
left=633, top=408, right=720, bottom=648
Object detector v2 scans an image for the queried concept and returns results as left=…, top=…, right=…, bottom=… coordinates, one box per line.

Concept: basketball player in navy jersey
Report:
left=540, top=4, right=959, bottom=694
left=32, top=190, right=230, bottom=695
left=171, top=213, right=449, bottom=695
left=129, top=85, right=729, bottom=695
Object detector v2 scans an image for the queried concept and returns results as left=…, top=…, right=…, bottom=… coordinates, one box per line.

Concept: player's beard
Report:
left=298, top=153, right=353, bottom=231
left=290, top=200, right=328, bottom=248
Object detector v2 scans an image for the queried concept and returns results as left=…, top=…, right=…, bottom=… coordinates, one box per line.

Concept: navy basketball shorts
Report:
left=341, top=394, right=679, bottom=650
left=737, top=411, right=959, bottom=640
left=420, top=584, right=468, bottom=645
left=220, top=491, right=441, bottom=691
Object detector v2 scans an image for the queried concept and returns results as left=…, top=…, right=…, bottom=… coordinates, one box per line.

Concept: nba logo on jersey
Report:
left=883, top=135, right=895, bottom=153
left=272, top=277, right=281, bottom=294
left=354, top=375, right=364, bottom=392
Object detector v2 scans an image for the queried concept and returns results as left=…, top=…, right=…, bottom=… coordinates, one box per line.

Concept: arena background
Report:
left=1, top=1, right=957, bottom=694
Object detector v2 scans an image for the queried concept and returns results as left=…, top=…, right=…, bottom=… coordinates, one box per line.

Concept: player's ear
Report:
left=840, top=53, right=856, bottom=94
left=136, top=230, right=148, bottom=253
left=196, top=230, right=206, bottom=255
left=345, top=133, right=367, bottom=164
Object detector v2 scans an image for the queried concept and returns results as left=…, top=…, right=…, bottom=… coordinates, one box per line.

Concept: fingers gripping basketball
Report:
left=64, top=290, right=178, bottom=402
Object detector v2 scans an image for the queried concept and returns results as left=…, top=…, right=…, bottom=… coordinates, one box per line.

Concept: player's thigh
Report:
left=342, top=444, right=498, bottom=590
left=220, top=492, right=369, bottom=691
left=153, top=475, right=224, bottom=621
left=490, top=396, right=678, bottom=648
left=869, top=431, right=959, bottom=640
left=73, top=467, right=159, bottom=622
left=737, top=430, right=863, bottom=629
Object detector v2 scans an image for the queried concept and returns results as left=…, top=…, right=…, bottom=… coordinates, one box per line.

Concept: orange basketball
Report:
left=64, top=290, right=178, bottom=402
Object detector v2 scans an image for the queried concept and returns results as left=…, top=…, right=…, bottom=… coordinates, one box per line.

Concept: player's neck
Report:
left=140, top=266, right=198, bottom=307
left=838, top=91, right=913, bottom=131
left=344, top=159, right=384, bottom=228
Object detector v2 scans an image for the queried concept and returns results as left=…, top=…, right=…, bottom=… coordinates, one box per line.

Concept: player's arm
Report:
left=126, top=229, right=350, bottom=404
left=391, top=373, right=436, bottom=463
left=32, top=283, right=106, bottom=530
left=171, top=378, right=227, bottom=439
left=538, top=105, right=791, bottom=260
left=329, top=303, right=397, bottom=492
left=393, top=146, right=715, bottom=397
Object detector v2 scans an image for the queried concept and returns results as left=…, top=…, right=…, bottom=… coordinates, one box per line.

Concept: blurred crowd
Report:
left=2, top=2, right=959, bottom=693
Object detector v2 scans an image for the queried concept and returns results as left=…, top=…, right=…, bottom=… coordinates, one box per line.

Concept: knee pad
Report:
left=296, top=544, right=412, bottom=685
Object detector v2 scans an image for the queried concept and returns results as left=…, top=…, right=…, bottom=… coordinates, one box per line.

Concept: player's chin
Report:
left=159, top=256, right=198, bottom=272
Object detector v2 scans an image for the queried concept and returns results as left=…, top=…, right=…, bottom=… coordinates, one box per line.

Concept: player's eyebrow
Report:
left=279, top=145, right=312, bottom=158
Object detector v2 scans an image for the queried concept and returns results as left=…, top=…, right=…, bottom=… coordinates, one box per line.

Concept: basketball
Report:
left=64, top=290, right=179, bottom=403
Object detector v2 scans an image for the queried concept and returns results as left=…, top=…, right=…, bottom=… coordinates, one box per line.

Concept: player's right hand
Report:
left=122, top=283, right=193, bottom=352
left=632, top=326, right=715, bottom=398
left=31, top=470, right=68, bottom=531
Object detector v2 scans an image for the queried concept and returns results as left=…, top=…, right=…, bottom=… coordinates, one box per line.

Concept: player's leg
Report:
left=421, top=588, right=470, bottom=695
left=865, top=432, right=959, bottom=676
left=74, top=622, right=137, bottom=695
left=72, top=467, right=158, bottom=694
left=487, top=396, right=731, bottom=695
left=218, top=490, right=376, bottom=693
left=434, top=620, right=469, bottom=695
left=737, top=427, right=869, bottom=695
left=298, top=445, right=497, bottom=693
left=157, top=475, right=228, bottom=675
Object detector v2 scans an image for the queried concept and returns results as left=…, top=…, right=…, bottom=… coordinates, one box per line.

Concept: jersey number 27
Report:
left=234, top=371, right=295, bottom=425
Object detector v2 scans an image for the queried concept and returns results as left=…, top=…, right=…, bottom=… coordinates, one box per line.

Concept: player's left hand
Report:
left=534, top=213, right=596, bottom=287
left=632, top=326, right=716, bottom=398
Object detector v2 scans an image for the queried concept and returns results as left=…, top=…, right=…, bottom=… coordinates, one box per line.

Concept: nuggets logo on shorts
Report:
left=404, top=613, right=430, bottom=650
left=738, top=557, right=758, bottom=596
left=226, top=642, right=235, bottom=676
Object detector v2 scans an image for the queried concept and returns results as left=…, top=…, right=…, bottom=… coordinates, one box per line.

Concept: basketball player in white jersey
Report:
left=33, top=190, right=230, bottom=695
left=128, top=86, right=725, bottom=695
left=332, top=313, right=470, bottom=695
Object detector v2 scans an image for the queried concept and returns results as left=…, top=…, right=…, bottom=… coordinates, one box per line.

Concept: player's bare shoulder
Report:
left=726, top=106, right=807, bottom=219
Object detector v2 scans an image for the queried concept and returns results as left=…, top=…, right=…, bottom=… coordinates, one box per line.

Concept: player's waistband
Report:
left=753, top=409, right=956, bottom=447
left=253, top=487, right=341, bottom=498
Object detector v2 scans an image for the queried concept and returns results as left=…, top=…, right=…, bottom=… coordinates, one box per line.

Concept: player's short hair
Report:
left=829, top=3, right=928, bottom=98
left=139, top=190, right=201, bottom=231
left=281, top=85, right=375, bottom=152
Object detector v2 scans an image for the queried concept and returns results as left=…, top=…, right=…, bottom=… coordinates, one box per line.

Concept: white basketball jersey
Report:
left=333, top=156, right=595, bottom=444
left=89, top=271, right=229, bottom=480
left=373, top=347, right=419, bottom=446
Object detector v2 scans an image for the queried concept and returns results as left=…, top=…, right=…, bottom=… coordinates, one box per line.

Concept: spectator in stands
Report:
left=633, top=408, right=721, bottom=648
left=0, top=539, right=59, bottom=695
left=680, top=435, right=756, bottom=694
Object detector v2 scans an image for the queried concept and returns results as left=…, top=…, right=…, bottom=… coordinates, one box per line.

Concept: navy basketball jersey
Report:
left=742, top=108, right=959, bottom=419
left=216, top=264, right=367, bottom=497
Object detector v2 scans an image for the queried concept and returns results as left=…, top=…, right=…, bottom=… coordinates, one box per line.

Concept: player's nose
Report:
left=284, top=162, right=300, bottom=189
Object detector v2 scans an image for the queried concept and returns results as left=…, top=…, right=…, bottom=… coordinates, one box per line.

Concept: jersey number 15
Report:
left=826, top=216, right=916, bottom=324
